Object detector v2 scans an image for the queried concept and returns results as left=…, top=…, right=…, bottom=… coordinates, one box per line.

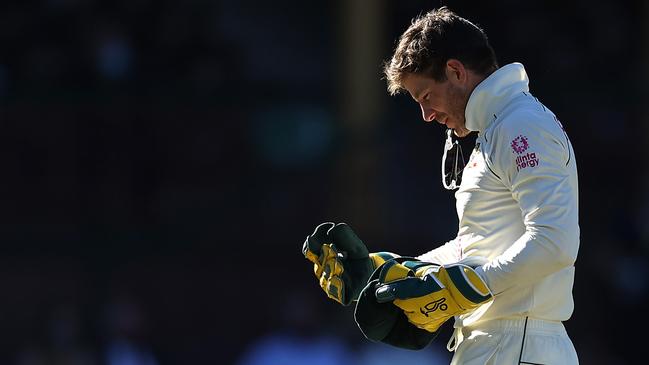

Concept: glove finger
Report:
left=315, top=245, right=344, bottom=281
left=312, top=244, right=339, bottom=278
left=321, top=245, right=344, bottom=277
left=302, top=222, right=336, bottom=263
left=318, top=267, right=345, bottom=305
left=324, top=275, right=345, bottom=304
left=326, top=223, right=369, bottom=259
left=375, top=275, right=444, bottom=303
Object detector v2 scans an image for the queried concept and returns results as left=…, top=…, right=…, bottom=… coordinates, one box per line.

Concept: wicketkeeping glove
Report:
left=302, top=222, right=398, bottom=306
left=374, top=259, right=493, bottom=333
left=354, top=257, right=440, bottom=350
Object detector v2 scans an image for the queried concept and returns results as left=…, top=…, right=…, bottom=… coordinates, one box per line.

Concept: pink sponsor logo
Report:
left=511, top=135, right=529, bottom=154
left=515, top=152, right=539, bottom=171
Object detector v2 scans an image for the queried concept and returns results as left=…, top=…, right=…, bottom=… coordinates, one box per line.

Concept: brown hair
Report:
left=384, top=7, right=498, bottom=95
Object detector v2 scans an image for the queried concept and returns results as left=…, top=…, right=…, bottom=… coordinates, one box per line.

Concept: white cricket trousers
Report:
left=449, top=317, right=579, bottom=365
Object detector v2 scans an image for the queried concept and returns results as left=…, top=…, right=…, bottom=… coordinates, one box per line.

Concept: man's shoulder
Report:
left=480, top=95, right=570, bottom=168
left=489, top=96, right=564, bottom=142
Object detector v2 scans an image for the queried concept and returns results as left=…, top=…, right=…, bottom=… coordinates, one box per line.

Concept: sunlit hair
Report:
left=384, top=7, right=498, bottom=95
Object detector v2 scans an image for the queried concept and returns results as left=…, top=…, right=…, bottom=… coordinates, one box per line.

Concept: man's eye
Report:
left=423, top=93, right=430, bottom=101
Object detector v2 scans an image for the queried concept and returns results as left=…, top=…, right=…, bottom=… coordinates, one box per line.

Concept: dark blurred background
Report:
left=0, top=0, right=647, bottom=364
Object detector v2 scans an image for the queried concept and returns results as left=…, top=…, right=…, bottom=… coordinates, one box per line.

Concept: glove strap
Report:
left=447, top=322, right=464, bottom=352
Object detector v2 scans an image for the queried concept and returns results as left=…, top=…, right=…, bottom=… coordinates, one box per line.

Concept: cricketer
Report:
left=303, top=7, right=579, bottom=365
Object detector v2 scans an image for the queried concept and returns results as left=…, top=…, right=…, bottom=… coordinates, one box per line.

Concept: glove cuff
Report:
left=441, top=264, right=493, bottom=307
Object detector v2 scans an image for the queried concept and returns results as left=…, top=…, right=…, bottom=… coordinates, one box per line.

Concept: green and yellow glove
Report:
left=374, top=259, right=493, bottom=333
left=302, top=222, right=398, bottom=306
left=354, top=257, right=440, bottom=350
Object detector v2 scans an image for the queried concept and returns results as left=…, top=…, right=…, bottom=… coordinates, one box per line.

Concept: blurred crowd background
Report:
left=0, top=0, right=647, bottom=364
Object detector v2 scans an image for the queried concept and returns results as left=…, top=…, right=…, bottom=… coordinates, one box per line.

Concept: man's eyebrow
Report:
left=412, top=88, right=426, bottom=102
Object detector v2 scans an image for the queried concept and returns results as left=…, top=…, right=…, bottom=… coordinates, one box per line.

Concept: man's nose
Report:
left=420, top=104, right=436, bottom=122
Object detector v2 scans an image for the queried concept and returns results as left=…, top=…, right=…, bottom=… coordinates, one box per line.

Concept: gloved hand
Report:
left=354, top=257, right=440, bottom=349
left=374, top=259, right=493, bottom=333
left=302, top=222, right=398, bottom=306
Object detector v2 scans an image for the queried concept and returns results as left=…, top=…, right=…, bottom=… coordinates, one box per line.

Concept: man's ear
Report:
left=445, top=59, right=467, bottom=83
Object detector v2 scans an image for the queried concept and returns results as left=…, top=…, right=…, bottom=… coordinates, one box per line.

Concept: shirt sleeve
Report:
left=417, top=238, right=463, bottom=265
left=475, top=112, right=580, bottom=295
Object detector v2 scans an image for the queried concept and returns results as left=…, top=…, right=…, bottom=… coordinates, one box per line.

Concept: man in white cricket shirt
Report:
left=303, top=7, right=579, bottom=365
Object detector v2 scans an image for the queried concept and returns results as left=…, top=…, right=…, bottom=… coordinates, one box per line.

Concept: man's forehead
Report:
left=402, top=73, right=431, bottom=99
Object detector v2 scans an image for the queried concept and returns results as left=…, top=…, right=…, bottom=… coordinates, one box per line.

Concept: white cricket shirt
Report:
left=418, top=63, right=580, bottom=327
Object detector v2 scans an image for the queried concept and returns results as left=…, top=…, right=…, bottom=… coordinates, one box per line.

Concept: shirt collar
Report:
left=464, top=63, right=530, bottom=133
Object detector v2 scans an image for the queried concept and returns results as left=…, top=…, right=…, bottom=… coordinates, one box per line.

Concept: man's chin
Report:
left=452, top=127, right=471, bottom=138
